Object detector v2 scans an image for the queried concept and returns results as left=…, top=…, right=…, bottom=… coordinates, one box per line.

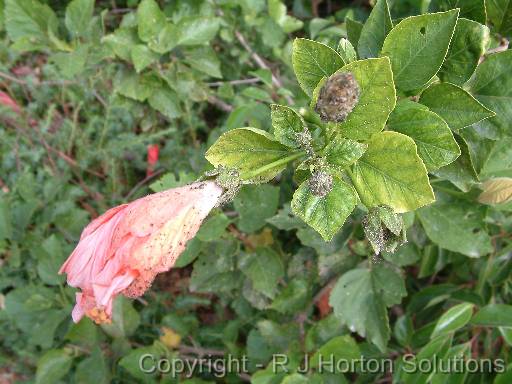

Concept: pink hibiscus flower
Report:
left=59, top=181, right=223, bottom=324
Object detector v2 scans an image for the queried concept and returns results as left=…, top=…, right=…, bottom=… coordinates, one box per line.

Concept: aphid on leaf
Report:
left=315, top=72, right=360, bottom=123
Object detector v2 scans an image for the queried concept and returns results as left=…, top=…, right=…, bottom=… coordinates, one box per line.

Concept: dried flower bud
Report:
left=315, top=72, right=360, bottom=123
left=362, top=205, right=406, bottom=255
left=308, top=171, right=333, bottom=197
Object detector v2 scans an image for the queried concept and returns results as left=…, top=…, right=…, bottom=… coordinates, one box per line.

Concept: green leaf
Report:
left=270, top=104, right=307, bottom=148
left=101, top=296, right=140, bottom=338
left=114, top=71, right=160, bottom=102
left=4, top=286, right=68, bottom=348
left=417, top=199, right=493, bottom=257
left=380, top=9, right=459, bottom=92
left=102, top=27, right=139, bottom=61
left=466, top=50, right=512, bottom=138
left=65, top=318, right=98, bottom=348
left=419, top=83, right=495, bottom=131
left=205, top=128, right=296, bottom=183
left=471, top=304, right=512, bottom=327
left=323, top=136, right=367, bottom=170
left=137, top=0, right=166, bottom=43
left=147, top=23, right=179, bottom=53
left=478, top=178, right=512, bottom=204
left=150, top=173, right=196, bottom=193
left=271, top=279, right=310, bottom=314
left=387, top=100, right=460, bottom=171
left=130, top=44, right=160, bottom=73
left=184, top=46, right=222, bottom=78
left=267, top=204, right=303, bottom=231
left=357, top=0, right=392, bottom=59
left=119, top=343, right=166, bottom=381
left=431, top=0, right=486, bottom=24
left=5, top=0, right=58, bottom=48
left=190, top=240, right=240, bottom=293
left=487, top=0, right=512, bottom=36
left=65, top=0, right=94, bottom=38
left=309, top=335, right=361, bottom=370
left=438, top=18, right=489, bottom=85
left=74, top=347, right=109, bottom=384
left=430, top=343, right=471, bottom=384
left=329, top=263, right=406, bottom=352
left=337, top=38, right=357, bottom=63
left=175, top=237, right=202, bottom=268
left=35, top=349, right=73, bottom=384
left=51, top=44, right=90, bottom=78
left=0, top=197, right=12, bottom=240
left=479, top=137, right=512, bottom=178
left=0, top=0, right=4, bottom=29
left=346, top=18, right=363, bottom=50
left=328, top=57, right=396, bottom=140
left=234, top=185, right=280, bottom=233
left=350, top=131, right=434, bottom=212
left=36, top=235, right=66, bottom=285
left=148, top=85, right=182, bottom=119
left=394, top=314, right=414, bottom=346
left=384, top=243, right=420, bottom=267
left=291, top=174, right=357, bottom=241
left=432, top=134, right=478, bottom=192
left=268, top=0, right=303, bottom=33
left=292, top=38, right=345, bottom=96
left=402, top=334, right=453, bottom=384
left=281, top=374, right=309, bottom=384
left=197, top=214, right=230, bottom=242
left=431, top=303, right=474, bottom=338
left=175, top=17, right=220, bottom=46
left=242, top=247, right=284, bottom=299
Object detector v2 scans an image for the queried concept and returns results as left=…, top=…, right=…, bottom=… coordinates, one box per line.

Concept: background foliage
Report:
left=1, top=0, right=512, bottom=383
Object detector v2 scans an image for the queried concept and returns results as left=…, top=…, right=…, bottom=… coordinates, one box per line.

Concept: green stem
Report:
left=240, top=151, right=304, bottom=180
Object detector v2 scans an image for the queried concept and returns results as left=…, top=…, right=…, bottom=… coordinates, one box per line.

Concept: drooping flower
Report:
left=59, top=181, right=223, bottom=324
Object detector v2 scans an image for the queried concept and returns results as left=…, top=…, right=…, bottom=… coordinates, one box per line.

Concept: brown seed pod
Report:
left=315, top=72, right=360, bottom=123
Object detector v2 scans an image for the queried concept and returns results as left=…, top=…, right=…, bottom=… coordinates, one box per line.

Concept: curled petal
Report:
left=60, top=181, right=223, bottom=323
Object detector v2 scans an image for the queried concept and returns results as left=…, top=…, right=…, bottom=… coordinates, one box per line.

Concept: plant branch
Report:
left=234, top=30, right=294, bottom=105
left=124, top=168, right=165, bottom=200
left=207, top=95, right=234, bottom=112
left=0, top=70, right=75, bottom=87
left=207, top=78, right=261, bottom=87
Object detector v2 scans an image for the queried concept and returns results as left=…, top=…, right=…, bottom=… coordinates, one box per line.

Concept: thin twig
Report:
left=0, top=70, right=75, bottom=87
left=0, top=71, right=26, bottom=85
left=207, top=78, right=261, bottom=87
left=124, top=168, right=165, bottom=200
left=234, top=30, right=294, bottom=105
left=480, top=38, right=509, bottom=63
left=227, top=224, right=255, bottom=250
left=92, top=90, right=108, bottom=108
left=207, top=95, right=234, bottom=112
left=1, top=115, right=105, bottom=179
